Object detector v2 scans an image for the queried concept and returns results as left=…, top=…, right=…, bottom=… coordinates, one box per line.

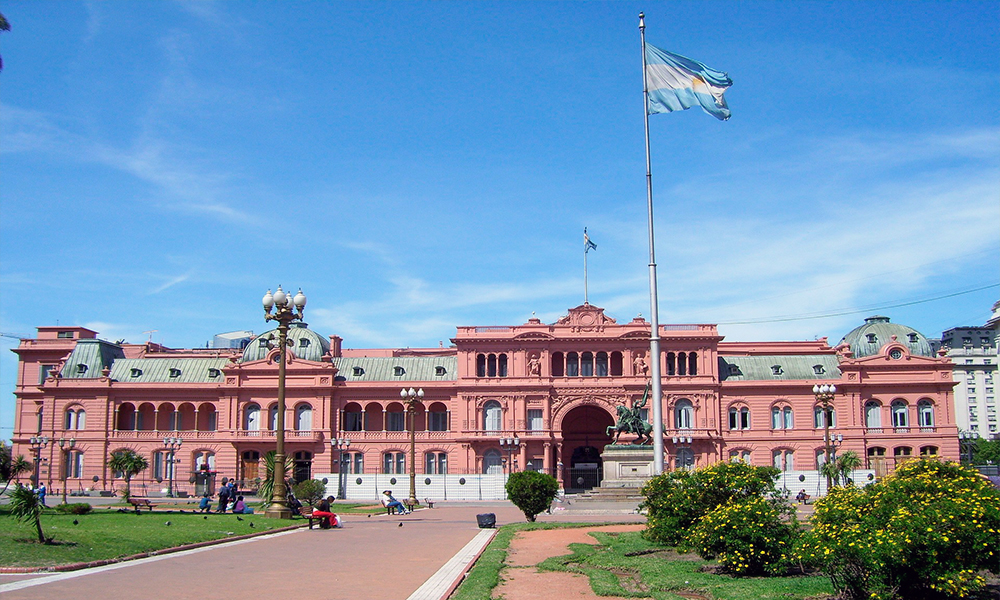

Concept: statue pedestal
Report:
left=601, top=445, right=656, bottom=488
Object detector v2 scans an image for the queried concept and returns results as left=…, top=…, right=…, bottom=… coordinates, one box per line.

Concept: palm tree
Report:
left=259, top=450, right=291, bottom=507
left=9, top=484, right=47, bottom=543
left=1, top=444, right=32, bottom=496
left=821, top=450, right=863, bottom=488
left=108, top=449, right=149, bottom=500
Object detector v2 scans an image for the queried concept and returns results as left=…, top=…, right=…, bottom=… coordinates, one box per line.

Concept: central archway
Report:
left=559, top=404, right=614, bottom=491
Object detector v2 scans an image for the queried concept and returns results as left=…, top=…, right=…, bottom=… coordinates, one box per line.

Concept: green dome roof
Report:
left=240, top=323, right=330, bottom=363
left=839, top=316, right=933, bottom=359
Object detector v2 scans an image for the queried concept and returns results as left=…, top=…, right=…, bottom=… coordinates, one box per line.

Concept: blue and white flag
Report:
left=644, top=43, right=732, bottom=121
left=584, top=228, right=597, bottom=253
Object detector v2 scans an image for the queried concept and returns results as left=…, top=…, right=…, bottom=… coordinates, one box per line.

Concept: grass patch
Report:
left=453, top=523, right=834, bottom=600
left=0, top=505, right=296, bottom=568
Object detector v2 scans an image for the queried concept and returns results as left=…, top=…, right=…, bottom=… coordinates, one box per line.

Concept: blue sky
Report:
left=2, top=1, right=998, bottom=440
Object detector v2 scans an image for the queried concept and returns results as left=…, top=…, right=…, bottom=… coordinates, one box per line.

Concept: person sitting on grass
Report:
left=231, top=495, right=250, bottom=514
left=198, top=493, right=212, bottom=513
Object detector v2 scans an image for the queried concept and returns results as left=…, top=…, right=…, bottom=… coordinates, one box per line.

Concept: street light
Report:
left=162, top=437, right=182, bottom=497
left=959, top=431, right=978, bottom=464
left=29, top=436, right=49, bottom=489
left=331, top=438, right=350, bottom=500
left=262, top=285, right=307, bottom=519
left=813, top=383, right=837, bottom=490
left=400, top=387, right=424, bottom=508
left=58, top=437, right=76, bottom=505
left=671, top=435, right=693, bottom=470
left=499, top=436, right=521, bottom=474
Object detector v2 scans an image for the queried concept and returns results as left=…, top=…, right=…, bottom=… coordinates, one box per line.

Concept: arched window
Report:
left=424, top=452, right=447, bottom=474
left=688, top=352, right=698, bottom=376
left=244, top=404, right=261, bottom=431
left=677, top=352, right=687, bottom=376
left=64, top=407, right=86, bottom=430
left=476, top=354, right=486, bottom=377
left=864, top=401, right=882, bottom=428
left=772, top=406, right=793, bottom=429
left=295, top=404, right=312, bottom=431
left=580, top=352, right=594, bottom=377
left=891, top=400, right=909, bottom=428
left=610, top=351, right=623, bottom=376
left=116, top=403, right=136, bottom=430
left=194, top=450, right=215, bottom=472
left=666, top=352, right=676, bottom=376
left=66, top=450, right=84, bottom=478
left=551, top=352, right=564, bottom=377
left=566, top=352, right=579, bottom=377
left=772, top=449, right=794, bottom=471
left=269, top=405, right=279, bottom=430
left=813, top=405, right=835, bottom=428
left=241, top=450, right=260, bottom=482
left=383, top=451, right=406, bottom=474
left=483, top=401, right=502, bottom=431
left=917, top=400, right=934, bottom=428
left=343, top=403, right=363, bottom=431
left=497, top=353, right=508, bottom=377
left=728, top=406, right=750, bottom=430
left=487, top=354, right=497, bottom=377
left=675, top=399, right=693, bottom=429
left=596, top=352, right=609, bottom=377
left=386, top=403, right=406, bottom=432
left=428, top=402, right=449, bottom=431
left=920, top=446, right=939, bottom=457
left=728, top=449, right=751, bottom=463
left=482, top=449, right=503, bottom=474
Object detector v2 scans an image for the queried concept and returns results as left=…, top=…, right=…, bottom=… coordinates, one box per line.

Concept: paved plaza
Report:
left=0, top=500, right=646, bottom=600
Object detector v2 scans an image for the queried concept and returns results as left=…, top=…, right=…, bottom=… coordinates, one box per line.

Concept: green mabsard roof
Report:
left=110, top=358, right=231, bottom=383
left=240, top=323, right=331, bottom=363
left=719, top=355, right=841, bottom=382
left=60, top=339, right=125, bottom=378
left=839, top=315, right=934, bottom=359
left=333, top=356, right=457, bottom=382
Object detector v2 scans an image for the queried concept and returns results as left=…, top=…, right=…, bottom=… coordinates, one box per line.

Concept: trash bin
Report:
left=476, top=513, right=496, bottom=528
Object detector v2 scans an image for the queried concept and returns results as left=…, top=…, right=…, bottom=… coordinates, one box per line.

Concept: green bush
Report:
left=640, top=461, right=781, bottom=545
left=687, top=496, right=799, bottom=576
left=292, top=479, right=327, bottom=508
left=799, top=458, right=1000, bottom=600
left=55, top=503, right=93, bottom=515
left=505, top=471, right=559, bottom=522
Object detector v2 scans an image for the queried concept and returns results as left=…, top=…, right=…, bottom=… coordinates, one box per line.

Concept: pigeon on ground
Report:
left=398, top=522, right=403, bottom=527
left=236, top=516, right=243, bottom=521
left=203, top=516, right=208, bottom=520
left=165, top=521, right=171, bottom=526
left=249, top=522, right=254, bottom=528
left=72, top=519, right=79, bottom=525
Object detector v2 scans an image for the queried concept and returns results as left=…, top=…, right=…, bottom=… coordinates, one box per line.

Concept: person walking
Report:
left=216, top=481, right=231, bottom=513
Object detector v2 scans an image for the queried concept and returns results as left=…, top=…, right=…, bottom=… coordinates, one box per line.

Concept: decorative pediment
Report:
left=514, top=332, right=555, bottom=340
left=554, top=304, right=618, bottom=333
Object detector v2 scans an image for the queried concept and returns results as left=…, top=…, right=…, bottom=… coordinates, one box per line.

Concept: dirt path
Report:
left=493, top=524, right=646, bottom=600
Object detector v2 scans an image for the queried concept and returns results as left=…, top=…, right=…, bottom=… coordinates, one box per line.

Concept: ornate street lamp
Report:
left=58, top=437, right=76, bottom=505
left=400, top=387, right=424, bottom=508
left=162, top=437, right=182, bottom=497
left=29, top=436, right=49, bottom=488
left=262, top=285, right=307, bottom=519
left=671, top=435, right=693, bottom=471
left=813, top=383, right=837, bottom=490
left=499, top=436, right=520, bottom=473
left=331, top=438, right=351, bottom=500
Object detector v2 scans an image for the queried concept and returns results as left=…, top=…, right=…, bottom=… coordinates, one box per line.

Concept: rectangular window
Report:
left=57, top=331, right=73, bottom=339
left=528, top=409, right=543, bottom=431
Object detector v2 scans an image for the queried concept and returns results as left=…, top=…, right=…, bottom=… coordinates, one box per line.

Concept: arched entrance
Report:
left=559, top=404, right=614, bottom=491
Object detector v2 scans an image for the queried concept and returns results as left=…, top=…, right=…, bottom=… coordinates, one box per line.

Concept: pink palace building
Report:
left=10, top=303, right=959, bottom=500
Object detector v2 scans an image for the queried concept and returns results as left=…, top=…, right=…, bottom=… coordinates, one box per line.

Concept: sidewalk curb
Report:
left=0, top=524, right=305, bottom=574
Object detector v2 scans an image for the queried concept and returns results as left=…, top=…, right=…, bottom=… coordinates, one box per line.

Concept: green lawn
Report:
left=452, top=523, right=834, bottom=600
left=1, top=500, right=386, bottom=568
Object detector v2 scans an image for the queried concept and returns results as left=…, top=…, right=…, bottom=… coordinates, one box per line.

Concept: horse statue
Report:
left=606, top=404, right=654, bottom=445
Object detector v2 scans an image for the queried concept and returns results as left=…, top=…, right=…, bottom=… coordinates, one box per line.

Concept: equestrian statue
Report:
left=606, top=383, right=653, bottom=445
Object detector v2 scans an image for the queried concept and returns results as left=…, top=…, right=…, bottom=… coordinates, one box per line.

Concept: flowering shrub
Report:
left=641, top=461, right=781, bottom=545
left=687, top=496, right=799, bottom=576
left=799, top=458, right=1000, bottom=600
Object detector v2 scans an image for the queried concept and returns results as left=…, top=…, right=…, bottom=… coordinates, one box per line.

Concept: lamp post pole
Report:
left=163, top=437, right=182, bottom=497
left=58, top=437, right=76, bottom=505
left=331, top=438, right=350, bottom=499
left=400, top=387, right=423, bottom=507
left=671, top=435, right=693, bottom=471
left=262, top=285, right=307, bottom=519
left=29, top=436, right=49, bottom=489
left=813, top=384, right=837, bottom=491
left=959, top=431, right=977, bottom=464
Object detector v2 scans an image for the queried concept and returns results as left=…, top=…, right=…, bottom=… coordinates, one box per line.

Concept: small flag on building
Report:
left=644, top=43, right=732, bottom=120
left=584, top=228, right=597, bottom=253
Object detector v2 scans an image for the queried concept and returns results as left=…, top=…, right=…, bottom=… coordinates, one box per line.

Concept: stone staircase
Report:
left=571, top=485, right=645, bottom=503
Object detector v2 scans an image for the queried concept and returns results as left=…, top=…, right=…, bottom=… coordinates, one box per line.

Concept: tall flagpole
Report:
left=640, top=12, right=665, bottom=475
left=584, top=228, right=589, bottom=304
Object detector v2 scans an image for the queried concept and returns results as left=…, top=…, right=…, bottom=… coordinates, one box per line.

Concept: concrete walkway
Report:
left=0, top=500, right=646, bottom=600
